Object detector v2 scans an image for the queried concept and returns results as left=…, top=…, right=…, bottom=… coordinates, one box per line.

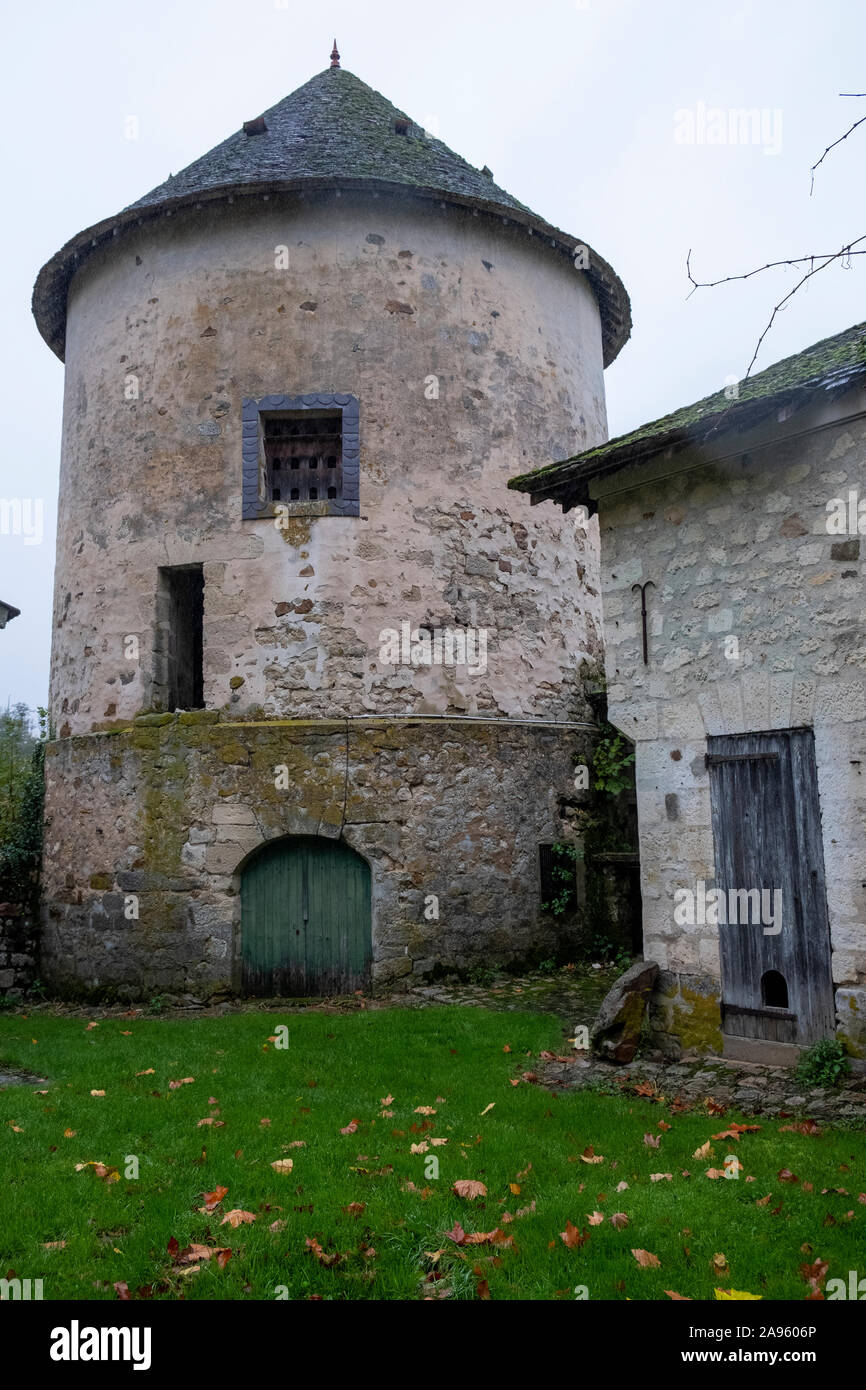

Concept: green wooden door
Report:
left=241, top=837, right=371, bottom=996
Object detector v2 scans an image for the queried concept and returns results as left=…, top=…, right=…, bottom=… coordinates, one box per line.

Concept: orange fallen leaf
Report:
left=340, top=1119, right=359, bottom=1135
left=579, top=1146, right=604, bottom=1165
left=587, top=1211, right=604, bottom=1226
left=665, top=1289, right=692, bottom=1300
left=90, top=1090, right=105, bottom=1097
left=168, top=1077, right=195, bottom=1090
left=632, top=1248, right=661, bottom=1268
left=220, top=1209, right=256, bottom=1228
left=202, top=1185, right=229, bottom=1212
left=270, top=1159, right=294, bottom=1174
left=453, top=1180, right=487, bottom=1200
left=560, top=1221, right=590, bottom=1249
left=135, top=1068, right=155, bottom=1077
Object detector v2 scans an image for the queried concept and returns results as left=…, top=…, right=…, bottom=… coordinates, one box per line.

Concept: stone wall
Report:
left=592, top=388, right=866, bottom=1055
left=51, top=190, right=607, bottom=736
left=41, top=714, right=592, bottom=1000
left=0, top=908, right=38, bottom=997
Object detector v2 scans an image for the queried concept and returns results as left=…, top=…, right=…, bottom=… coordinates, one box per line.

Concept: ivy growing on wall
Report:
left=0, top=705, right=48, bottom=912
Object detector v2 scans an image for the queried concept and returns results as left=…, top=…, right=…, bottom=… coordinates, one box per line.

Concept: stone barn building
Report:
left=512, top=323, right=866, bottom=1062
left=31, top=50, right=630, bottom=1000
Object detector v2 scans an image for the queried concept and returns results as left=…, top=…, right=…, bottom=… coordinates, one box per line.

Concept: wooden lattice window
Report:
left=264, top=412, right=343, bottom=504
left=242, top=393, right=360, bottom=519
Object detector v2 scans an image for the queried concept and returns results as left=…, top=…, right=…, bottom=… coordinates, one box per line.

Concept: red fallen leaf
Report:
left=515, top=1200, right=537, bottom=1218
left=167, top=1237, right=179, bottom=1257
left=634, top=1081, right=657, bottom=1097
left=305, top=1236, right=343, bottom=1267
left=344, top=1202, right=366, bottom=1217
left=802, top=1181, right=814, bottom=1193
left=113, top=1281, right=131, bottom=1300
left=643, top=1133, right=661, bottom=1148
left=85, top=1022, right=99, bottom=1031
left=521, top=1072, right=540, bottom=1084
left=214, top=1248, right=232, bottom=1270
left=477, top=1278, right=491, bottom=1300
left=610, top=1213, right=629, bottom=1230
left=704, top=1098, right=726, bottom=1116
left=444, top=1222, right=467, bottom=1245
left=714, top=1122, right=761, bottom=1141
left=632, top=1248, right=661, bottom=1268
left=587, top=1212, right=604, bottom=1226
left=665, top=1290, right=692, bottom=1300
left=197, top=1118, right=225, bottom=1127
left=657, top=1121, right=672, bottom=1131
left=756, top=1193, right=773, bottom=1207
left=202, top=1185, right=229, bottom=1211
left=799, top=1258, right=830, bottom=1291
left=168, top=1077, right=195, bottom=1090
left=560, top=1221, right=590, bottom=1249
left=340, top=1119, right=359, bottom=1135
left=821, top=1187, right=849, bottom=1196
left=779, top=1120, right=821, bottom=1136
left=502, top=1045, right=511, bottom=1054
left=778, top=1169, right=799, bottom=1184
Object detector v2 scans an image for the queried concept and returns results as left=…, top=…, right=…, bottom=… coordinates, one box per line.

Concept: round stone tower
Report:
left=33, top=52, right=630, bottom=1000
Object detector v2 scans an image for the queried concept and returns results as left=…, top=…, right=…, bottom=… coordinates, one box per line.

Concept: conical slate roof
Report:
left=32, top=63, right=630, bottom=363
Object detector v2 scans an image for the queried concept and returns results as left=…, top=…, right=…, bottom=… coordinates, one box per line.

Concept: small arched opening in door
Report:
left=761, top=969, right=789, bottom=1009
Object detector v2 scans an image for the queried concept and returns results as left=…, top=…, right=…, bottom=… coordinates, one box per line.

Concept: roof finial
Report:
left=330, top=39, right=340, bottom=69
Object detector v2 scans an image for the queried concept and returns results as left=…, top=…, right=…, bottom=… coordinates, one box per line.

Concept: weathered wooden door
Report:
left=241, top=837, right=371, bottom=996
left=706, top=728, right=835, bottom=1045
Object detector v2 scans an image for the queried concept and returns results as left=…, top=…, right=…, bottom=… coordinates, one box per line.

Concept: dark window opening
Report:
left=539, top=843, right=577, bottom=915
left=263, top=410, right=343, bottom=506
left=761, top=970, right=788, bottom=1009
left=156, top=565, right=204, bottom=712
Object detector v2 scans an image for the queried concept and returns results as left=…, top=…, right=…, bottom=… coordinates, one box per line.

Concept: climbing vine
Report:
left=0, top=705, right=48, bottom=912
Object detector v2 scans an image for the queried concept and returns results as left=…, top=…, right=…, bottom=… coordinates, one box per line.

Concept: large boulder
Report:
left=590, top=960, right=659, bottom=1064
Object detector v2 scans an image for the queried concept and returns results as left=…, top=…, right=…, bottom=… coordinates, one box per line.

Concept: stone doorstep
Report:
left=723, top=1034, right=801, bottom=1067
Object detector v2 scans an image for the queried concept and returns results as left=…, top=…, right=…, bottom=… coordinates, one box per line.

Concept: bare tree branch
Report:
left=686, top=90, right=865, bottom=380
left=687, top=235, right=866, bottom=382
left=686, top=245, right=866, bottom=296
left=810, top=111, right=866, bottom=193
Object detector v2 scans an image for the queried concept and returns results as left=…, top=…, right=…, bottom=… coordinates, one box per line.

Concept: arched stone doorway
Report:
left=241, top=836, right=372, bottom=996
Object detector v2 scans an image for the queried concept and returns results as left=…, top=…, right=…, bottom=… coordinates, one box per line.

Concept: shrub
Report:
left=795, top=1037, right=851, bottom=1088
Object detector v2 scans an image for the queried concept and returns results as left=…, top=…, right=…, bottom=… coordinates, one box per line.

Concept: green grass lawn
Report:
left=0, top=1007, right=863, bottom=1301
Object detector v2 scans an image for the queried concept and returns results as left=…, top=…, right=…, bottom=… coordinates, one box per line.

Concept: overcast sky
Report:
left=1, top=0, right=863, bottom=714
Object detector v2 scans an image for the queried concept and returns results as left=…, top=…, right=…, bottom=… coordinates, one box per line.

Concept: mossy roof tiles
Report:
left=32, top=66, right=630, bottom=364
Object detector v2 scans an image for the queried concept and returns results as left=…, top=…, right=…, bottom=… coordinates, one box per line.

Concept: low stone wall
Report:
left=0, top=907, right=38, bottom=997
left=41, top=713, right=592, bottom=1000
